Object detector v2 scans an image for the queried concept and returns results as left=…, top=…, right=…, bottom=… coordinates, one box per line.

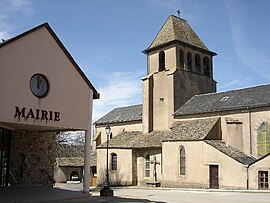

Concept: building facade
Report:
left=95, top=15, right=270, bottom=190
left=0, top=23, right=99, bottom=192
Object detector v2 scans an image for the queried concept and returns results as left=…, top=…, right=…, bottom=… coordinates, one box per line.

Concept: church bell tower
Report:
left=142, top=15, right=217, bottom=133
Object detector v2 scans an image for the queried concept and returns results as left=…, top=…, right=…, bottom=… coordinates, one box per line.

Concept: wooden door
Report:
left=209, top=165, right=219, bottom=189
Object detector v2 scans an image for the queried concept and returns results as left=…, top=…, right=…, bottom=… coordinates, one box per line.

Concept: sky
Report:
left=1, top=0, right=270, bottom=121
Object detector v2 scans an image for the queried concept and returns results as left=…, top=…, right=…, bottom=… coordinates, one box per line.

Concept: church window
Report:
left=145, top=154, right=150, bottom=177
left=203, top=57, right=210, bottom=76
left=257, top=121, right=270, bottom=157
left=159, top=51, right=165, bottom=71
left=111, top=153, right=117, bottom=170
left=179, top=49, right=184, bottom=68
left=179, top=146, right=186, bottom=175
left=187, top=52, right=192, bottom=70
left=195, top=54, right=201, bottom=72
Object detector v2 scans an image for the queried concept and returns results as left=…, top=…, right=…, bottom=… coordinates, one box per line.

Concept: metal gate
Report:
left=0, top=128, right=11, bottom=187
left=209, top=165, right=219, bottom=189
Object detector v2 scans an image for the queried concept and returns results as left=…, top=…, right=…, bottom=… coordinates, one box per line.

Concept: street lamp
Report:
left=100, top=125, right=114, bottom=196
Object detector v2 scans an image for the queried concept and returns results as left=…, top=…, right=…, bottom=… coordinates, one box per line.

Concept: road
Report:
left=55, top=183, right=270, bottom=203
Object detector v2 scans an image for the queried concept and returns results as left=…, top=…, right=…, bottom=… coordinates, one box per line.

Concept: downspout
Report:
left=246, top=164, right=250, bottom=190
left=247, top=107, right=252, bottom=155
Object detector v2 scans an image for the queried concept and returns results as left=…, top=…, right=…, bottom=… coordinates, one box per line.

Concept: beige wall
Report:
left=249, top=156, right=270, bottom=190
left=97, top=148, right=133, bottom=186
left=135, top=148, right=162, bottom=186
left=162, top=141, right=248, bottom=189
left=175, top=108, right=270, bottom=157
left=0, top=26, right=93, bottom=131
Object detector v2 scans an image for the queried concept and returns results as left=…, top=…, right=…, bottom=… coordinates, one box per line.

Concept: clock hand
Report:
left=37, top=75, right=41, bottom=89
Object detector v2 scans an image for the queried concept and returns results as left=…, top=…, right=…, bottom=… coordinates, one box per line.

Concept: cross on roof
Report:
left=177, top=9, right=181, bottom=17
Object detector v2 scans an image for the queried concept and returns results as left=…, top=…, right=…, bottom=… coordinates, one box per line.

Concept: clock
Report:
left=29, top=74, right=49, bottom=98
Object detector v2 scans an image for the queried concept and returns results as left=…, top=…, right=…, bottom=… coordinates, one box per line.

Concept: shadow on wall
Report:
left=98, top=166, right=131, bottom=187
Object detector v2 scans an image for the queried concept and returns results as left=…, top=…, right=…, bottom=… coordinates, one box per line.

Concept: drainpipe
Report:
left=246, top=164, right=250, bottom=190
left=247, top=108, right=252, bottom=155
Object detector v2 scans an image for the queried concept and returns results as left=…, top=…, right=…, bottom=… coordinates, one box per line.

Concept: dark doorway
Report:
left=0, top=128, right=11, bottom=187
left=70, top=171, right=79, bottom=181
left=209, top=165, right=219, bottom=189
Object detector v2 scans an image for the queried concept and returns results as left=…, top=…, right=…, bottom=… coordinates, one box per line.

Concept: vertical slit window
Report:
left=187, top=52, right=192, bottom=71
left=111, top=153, right=117, bottom=171
left=145, top=154, right=150, bottom=177
left=159, top=51, right=165, bottom=71
left=180, top=49, right=184, bottom=68
left=203, top=57, right=210, bottom=76
left=195, top=54, right=201, bottom=72
left=179, top=146, right=186, bottom=175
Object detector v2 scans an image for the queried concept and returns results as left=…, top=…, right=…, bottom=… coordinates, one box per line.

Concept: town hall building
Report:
left=95, top=15, right=270, bottom=190
left=0, top=23, right=99, bottom=193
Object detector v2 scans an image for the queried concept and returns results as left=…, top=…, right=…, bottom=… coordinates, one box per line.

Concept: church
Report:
left=95, top=15, right=270, bottom=190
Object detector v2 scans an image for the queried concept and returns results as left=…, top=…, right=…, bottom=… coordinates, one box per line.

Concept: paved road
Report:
left=55, top=183, right=270, bottom=203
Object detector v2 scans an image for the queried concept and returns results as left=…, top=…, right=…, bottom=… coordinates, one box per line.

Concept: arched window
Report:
left=187, top=52, right=192, bottom=70
left=257, top=122, right=270, bottom=157
left=145, top=154, right=150, bottom=177
left=179, top=49, right=184, bottom=68
left=159, top=51, right=165, bottom=71
left=111, top=153, right=117, bottom=170
left=203, top=57, right=210, bottom=76
left=179, top=146, right=186, bottom=175
left=195, top=54, right=201, bottom=72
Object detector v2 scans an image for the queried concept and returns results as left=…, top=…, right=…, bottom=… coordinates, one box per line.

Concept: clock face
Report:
left=29, top=74, right=49, bottom=98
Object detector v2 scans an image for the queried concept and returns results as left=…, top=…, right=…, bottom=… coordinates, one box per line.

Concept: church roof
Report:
left=95, top=104, right=142, bottom=125
left=175, top=84, right=270, bottom=116
left=164, top=117, right=219, bottom=141
left=204, top=140, right=256, bottom=165
left=144, top=15, right=213, bottom=53
left=97, top=130, right=169, bottom=149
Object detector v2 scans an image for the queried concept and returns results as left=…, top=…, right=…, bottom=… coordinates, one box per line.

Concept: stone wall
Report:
left=10, top=131, right=57, bottom=186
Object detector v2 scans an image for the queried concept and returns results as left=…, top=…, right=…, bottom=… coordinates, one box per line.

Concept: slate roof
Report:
left=205, top=140, right=256, bottom=165
left=175, top=84, right=270, bottom=116
left=164, top=117, right=219, bottom=141
left=97, top=130, right=169, bottom=149
left=95, top=104, right=142, bottom=125
left=145, top=15, right=213, bottom=53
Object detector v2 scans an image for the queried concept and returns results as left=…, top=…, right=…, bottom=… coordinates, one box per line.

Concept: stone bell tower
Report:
left=142, top=15, right=217, bottom=133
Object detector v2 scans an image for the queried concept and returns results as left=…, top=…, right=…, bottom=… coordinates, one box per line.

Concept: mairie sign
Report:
left=14, top=106, right=60, bottom=121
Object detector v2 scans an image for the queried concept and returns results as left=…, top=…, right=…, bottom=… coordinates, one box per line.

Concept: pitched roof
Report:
left=55, top=157, right=84, bottom=167
left=95, top=104, right=142, bottom=125
left=0, top=23, right=99, bottom=99
left=97, top=130, right=169, bottom=149
left=175, top=84, right=270, bottom=116
left=205, top=140, right=256, bottom=165
left=144, top=15, right=213, bottom=53
left=164, top=117, right=219, bottom=141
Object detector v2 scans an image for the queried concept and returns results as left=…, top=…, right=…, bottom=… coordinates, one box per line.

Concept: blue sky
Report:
left=1, top=0, right=270, bottom=120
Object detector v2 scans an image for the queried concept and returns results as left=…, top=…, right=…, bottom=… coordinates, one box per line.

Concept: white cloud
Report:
left=93, top=71, right=143, bottom=120
left=218, top=79, right=241, bottom=91
left=0, top=0, right=32, bottom=39
left=224, top=1, right=270, bottom=81
left=9, top=0, right=31, bottom=11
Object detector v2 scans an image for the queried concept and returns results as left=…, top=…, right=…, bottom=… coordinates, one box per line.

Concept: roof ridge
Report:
left=114, top=103, right=142, bottom=109
left=191, top=83, right=270, bottom=98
